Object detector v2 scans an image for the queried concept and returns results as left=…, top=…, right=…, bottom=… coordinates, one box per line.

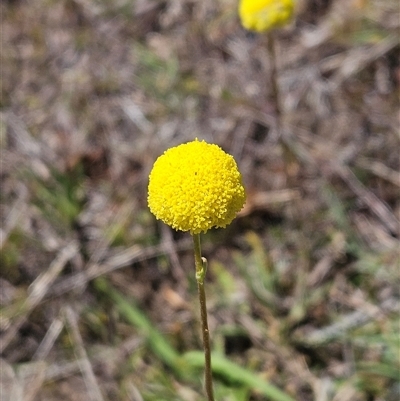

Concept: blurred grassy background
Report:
left=1, top=0, right=399, bottom=400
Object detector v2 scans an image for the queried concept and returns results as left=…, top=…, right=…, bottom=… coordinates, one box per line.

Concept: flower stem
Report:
left=266, top=31, right=281, bottom=137
left=192, top=233, right=215, bottom=401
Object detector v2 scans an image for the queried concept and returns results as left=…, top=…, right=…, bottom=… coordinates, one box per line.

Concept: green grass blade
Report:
left=93, top=277, right=184, bottom=376
left=183, top=351, right=296, bottom=401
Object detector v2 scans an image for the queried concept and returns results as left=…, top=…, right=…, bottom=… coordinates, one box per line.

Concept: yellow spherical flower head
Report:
left=239, top=0, right=294, bottom=32
left=148, top=139, right=246, bottom=234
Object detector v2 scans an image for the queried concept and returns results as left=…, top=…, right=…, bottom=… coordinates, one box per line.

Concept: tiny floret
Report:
left=148, top=139, right=246, bottom=234
left=239, top=0, right=294, bottom=32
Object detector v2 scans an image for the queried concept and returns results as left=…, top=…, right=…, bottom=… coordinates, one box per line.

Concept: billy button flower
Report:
left=148, top=138, right=246, bottom=401
left=148, top=138, right=246, bottom=234
left=238, top=0, right=294, bottom=32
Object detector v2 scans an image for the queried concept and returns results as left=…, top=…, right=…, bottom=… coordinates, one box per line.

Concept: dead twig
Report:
left=332, top=33, right=400, bottom=86
left=356, top=157, right=400, bottom=188
left=281, top=130, right=400, bottom=236
left=43, top=336, right=143, bottom=382
left=32, top=317, right=64, bottom=361
left=332, top=163, right=399, bottom=236
left=64, top=305, right=105, bottom=401
left=160, top=224, right=186, bottom=286
left=0, top=242, right=78, bottom=354
left=294, top=298, right=399, bottom=346
left=48, top=238, right=192, bottom=297
left=21, top=317, right=65, bottom=401
left=238, top=189, right=301, bottom=217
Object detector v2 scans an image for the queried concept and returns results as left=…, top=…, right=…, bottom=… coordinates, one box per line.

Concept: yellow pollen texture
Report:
left=239, top=0, right=294, bottom=32
left=148, top=139, right=246, bottom=234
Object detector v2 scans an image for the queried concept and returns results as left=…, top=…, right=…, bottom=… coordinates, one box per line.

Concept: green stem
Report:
left=192, top=233, right=215, bottom=401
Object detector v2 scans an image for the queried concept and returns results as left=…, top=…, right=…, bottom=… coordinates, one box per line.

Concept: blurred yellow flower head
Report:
left=239, top=0, right=294, bottom=32
left=148, top=139, right=246, bottom=234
